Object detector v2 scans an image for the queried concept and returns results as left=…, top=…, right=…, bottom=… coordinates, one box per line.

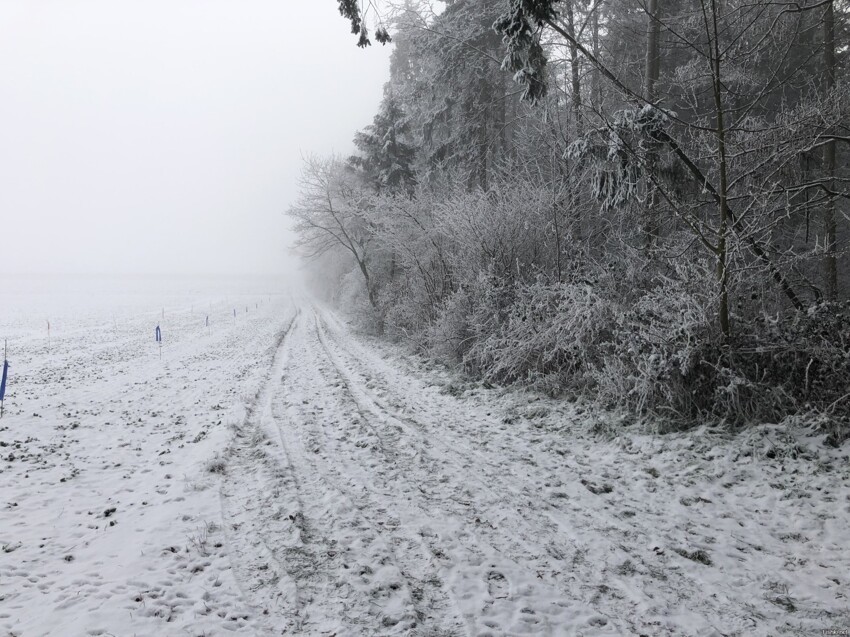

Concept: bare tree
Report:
left=287, top=156, right=379, bottom=308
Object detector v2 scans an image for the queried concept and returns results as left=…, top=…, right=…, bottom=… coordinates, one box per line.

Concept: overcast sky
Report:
left=0, top=1, right=391, bottom=276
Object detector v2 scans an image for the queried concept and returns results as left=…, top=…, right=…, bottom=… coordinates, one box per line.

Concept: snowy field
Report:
left=1, top=276, right=849, bottom=636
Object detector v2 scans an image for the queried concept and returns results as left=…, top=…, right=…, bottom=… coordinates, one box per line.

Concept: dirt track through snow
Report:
left=219, top=301, right=850, bottom=637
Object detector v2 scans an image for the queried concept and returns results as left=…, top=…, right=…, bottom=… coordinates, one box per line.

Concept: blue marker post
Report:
left=205, top=315, right=210, bottom=335
left=155, top=325, right=162, bottom=359
left=0, top=340, right=9, bottom=418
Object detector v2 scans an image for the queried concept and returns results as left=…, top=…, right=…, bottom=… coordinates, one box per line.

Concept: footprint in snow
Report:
left=487, top=570, right=509, bottom=600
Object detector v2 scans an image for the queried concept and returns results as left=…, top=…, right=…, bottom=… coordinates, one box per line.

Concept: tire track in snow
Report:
left=313, top=308, right=786, bottom=636
left=220, top=308, right=304, bottom=634
left=274, top=310, right=465, bottom=635
left=297, top=309, right=470, bottom=635
left=225, top=300, right=732, bottom=636
left=308, top=306, right=603, bottom=636
left=223, top=308, right=458, bottom=636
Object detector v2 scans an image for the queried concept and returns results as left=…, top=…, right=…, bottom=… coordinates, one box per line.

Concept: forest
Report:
left=290, top=0, right=850, bottom=438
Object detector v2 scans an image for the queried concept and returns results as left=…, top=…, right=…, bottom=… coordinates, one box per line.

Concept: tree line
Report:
left=290, top=0, right=850, bottom=438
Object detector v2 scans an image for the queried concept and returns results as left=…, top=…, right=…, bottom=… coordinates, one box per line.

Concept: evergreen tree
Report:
left=349, top=95, right=417, bottom=195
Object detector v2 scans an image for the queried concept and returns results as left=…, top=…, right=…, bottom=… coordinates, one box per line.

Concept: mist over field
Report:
left=0, top=0, right=390, bottom=277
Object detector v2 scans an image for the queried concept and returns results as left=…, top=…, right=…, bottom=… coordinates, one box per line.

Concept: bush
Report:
left=424, top=284, right=479, bottom=363
left=315, top=164, right=849, bottom=437
left=465, top=278, right=612, bottom=391
left=727, top=301, right=850, bottom=429
left=593, top=264, right=720, bottom=418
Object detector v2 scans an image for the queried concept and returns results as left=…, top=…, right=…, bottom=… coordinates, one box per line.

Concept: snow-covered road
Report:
left=222, top=302, right=850, bottom=637
left=2, top=297, right=848, bottom=636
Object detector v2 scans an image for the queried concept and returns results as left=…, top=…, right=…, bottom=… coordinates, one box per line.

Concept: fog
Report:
left=0, top=0, right=390, bottom=277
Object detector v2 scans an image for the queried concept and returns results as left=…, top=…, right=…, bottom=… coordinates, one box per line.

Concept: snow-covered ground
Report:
left=1, top=281, right=848, bottom=636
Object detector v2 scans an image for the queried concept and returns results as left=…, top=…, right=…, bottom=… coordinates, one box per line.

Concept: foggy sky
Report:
left=0, top=1, right=391, bottom=276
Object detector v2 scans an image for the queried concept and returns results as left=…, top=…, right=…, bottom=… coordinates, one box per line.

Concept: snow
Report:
left=1, top=278, right=849, bottom=636
left=0, top=276, right=286, bottom=636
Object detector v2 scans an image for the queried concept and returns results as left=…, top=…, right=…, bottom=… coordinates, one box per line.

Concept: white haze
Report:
left=0, top=0, right=390, bottom=277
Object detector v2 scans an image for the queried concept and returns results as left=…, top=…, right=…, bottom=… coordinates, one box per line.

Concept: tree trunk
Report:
left=591, top=6, right=601, bottom=111
left=709, top=0, right=731, bottom=337
left=823, top=0, right=838, bottom=300
left=356, top=256, right=377, bottom=309
left=564, top=3, right=583, bottom=246
left=565, top=3, right=582, bottom=127
left=645, top=0, right=661, bottom=103
left=552, top=145, right=563, bottom=282
left=644, top=0, right=661, bottom=250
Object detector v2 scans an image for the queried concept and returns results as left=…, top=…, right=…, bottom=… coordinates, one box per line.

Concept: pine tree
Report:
left=349, top=95, right=417, bottom=195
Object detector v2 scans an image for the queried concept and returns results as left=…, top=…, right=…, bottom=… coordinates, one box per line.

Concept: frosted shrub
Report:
left=316, top=159, right=847, bottom=431
left=593, top=265, right=719, bottom=418
left=337, top=269, right=382, bottom=334
left=465, top=278, right=612, bottom=392
left=424, top=285, right=479, bottom=363
left=379, top=279, right=430, bottom=345
left=421, top=272, right=516, bottom=366
left=595, top=279, right=850, bottom=426
left=731, top=301, right=850, bottom=434
left=709, top=366, right=771, bottom=424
